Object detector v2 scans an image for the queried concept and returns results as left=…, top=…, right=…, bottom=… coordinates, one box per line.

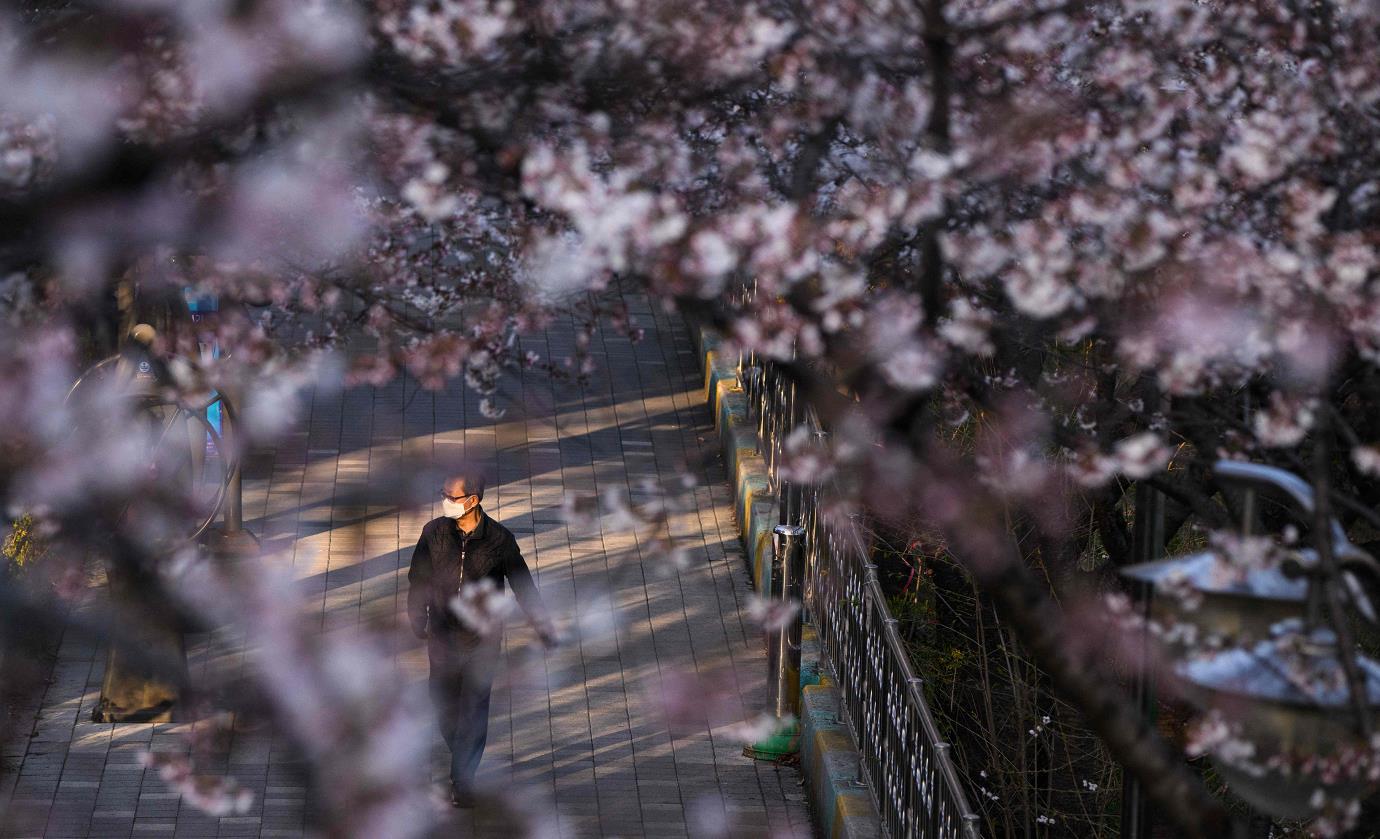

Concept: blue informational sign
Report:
left=184, top=289, right=222, bottom=436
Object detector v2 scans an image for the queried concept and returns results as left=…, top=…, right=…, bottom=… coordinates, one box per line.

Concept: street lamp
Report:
left=1122, top=461, right=1378, bottom=647
left=1121, top=461, right=1380, bottom=821
left=1179, top=620, right=1380, bottom=819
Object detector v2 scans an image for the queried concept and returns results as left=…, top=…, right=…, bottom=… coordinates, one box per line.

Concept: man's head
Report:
left=442, top=468, right=486, bottom=519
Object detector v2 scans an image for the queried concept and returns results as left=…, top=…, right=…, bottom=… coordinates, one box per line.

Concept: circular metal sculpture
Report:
left=67, top=326, right=243, bottom=721
left=65, top=339, right=239, bottom=548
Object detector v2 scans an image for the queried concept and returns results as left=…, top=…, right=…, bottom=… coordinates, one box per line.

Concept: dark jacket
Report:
left=406, top=510, right=549, bottom=639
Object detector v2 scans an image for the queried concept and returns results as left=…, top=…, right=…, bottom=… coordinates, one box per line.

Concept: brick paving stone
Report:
left=2, top=291, right=811, bottom=837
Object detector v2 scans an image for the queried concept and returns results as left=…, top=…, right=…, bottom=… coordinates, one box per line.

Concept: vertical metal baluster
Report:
left=772, top=369, right=783, bottom=488
left=778, top=375, right=792, bottom=527
left=783, top=379, right=799, bottom=525
left=734, top=284, right=745, bottom=385
left=804, top=481, right=818, bottom=621
left=757, top=363, right=772, bottom=456
left=745, top=279, right=759, bottom=411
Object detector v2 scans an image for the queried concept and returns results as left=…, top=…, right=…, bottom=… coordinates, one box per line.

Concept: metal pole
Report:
left=1121, top=479, right=1163, bottom=839
left=222, top=398, right=244, bottom=534
left=208, top=387, right=259, bottom=558
left=764, top=520, right=784, bottom=716
left=803, top=482, right=818, bottom=621
left=1122, top=381, right=1164, bottom=839
left=773, top=523, right=806, bottom=720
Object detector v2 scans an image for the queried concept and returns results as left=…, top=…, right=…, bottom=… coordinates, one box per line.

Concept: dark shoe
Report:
left=450, top=787, right=475, bottom=809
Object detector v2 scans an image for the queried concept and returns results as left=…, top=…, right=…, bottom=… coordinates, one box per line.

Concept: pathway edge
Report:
left=692, top=323, right=883, bottom=839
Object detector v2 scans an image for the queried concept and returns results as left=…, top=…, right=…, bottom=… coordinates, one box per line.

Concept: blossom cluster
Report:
left=7, top=0, right=1380, bottom=835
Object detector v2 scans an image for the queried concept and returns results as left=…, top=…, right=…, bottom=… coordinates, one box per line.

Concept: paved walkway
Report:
left=1, top=294, right=810, bottom=837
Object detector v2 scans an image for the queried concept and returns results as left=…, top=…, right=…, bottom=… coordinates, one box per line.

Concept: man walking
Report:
left=407, top=469, right=558, bottom=807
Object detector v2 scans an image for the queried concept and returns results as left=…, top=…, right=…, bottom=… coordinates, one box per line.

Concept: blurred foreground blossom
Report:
left=164, top=551, right=436, bottom=837
left=1069, top=433, right=1174, bottom=488
left=1352, top=445, right=1380, bottom=477
left=560, top=475, right=694, bottom=570
left=746, top=595, right=801, bottom=633
left=724, top=712, right=795, bottom=745
left=1252, top=393, right=1318, bottom=449
left=559, top=490, right=600, bottom=531
left=573, top=590, right=619, bottom=655
left=9, top=0, right=1380, bottom=835
left=139, top=752, right=254, bottom=817
left=1112, top=433, right=1173, bottom=479
left=687, top=793, right=732, bottom=838
left=646, top=669, right=743, bottom=735
left=777, top=426, right=835, bottom=485
left=449, top=577, right=517, bottom=637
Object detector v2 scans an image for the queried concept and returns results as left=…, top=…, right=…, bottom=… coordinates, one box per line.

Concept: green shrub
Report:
left=3, top=514, right=49, bottom=570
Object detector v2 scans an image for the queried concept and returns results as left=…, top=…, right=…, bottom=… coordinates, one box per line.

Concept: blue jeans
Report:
left=428, top=634, right=499, bottom=793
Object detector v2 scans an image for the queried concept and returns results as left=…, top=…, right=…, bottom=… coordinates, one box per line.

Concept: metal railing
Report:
left=738, top=343, right=982, bottom=838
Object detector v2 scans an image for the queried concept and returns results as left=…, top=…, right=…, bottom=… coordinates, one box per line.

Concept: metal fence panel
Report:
left=748, top=354, right=981, bottom=839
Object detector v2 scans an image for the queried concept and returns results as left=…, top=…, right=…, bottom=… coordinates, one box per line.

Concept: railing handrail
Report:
left=745, top=352, right=982, bottom=838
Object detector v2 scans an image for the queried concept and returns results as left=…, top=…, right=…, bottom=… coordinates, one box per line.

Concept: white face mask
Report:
left=442, top=497, right=474, bottom=519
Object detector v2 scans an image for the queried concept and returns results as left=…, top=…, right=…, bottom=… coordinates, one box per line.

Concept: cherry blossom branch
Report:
left=951, top=2, right=1086, bottom=38
left=0, top=62, right=363, bottom=263
left=978, top=554, right=1233, bottom=838
left=685, top=294, right=1235, bottom=835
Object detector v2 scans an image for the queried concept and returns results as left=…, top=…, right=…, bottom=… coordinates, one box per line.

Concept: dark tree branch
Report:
left=1143, top=473, right=1231, bottom=530
left=976, top=553, right=1234, bottom=839
left=683, top=294, right=1239, bottom=838
left=915, top=0, right=952, bottom=325
left=1092, top=490, right=1132, bottom=567
left=1311, top=411, right=1374, bottom=738
left=789, top=117, right=842, bottom=200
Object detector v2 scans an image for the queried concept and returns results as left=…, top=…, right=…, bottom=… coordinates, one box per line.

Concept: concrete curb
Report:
left=694, top=324, right=882, bottom=839
left=802, top=685, right=884, bottom=839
